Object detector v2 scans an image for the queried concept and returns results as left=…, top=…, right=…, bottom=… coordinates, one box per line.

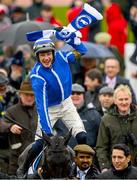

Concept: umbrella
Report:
left=0, top=20, right=54, bottom=47
left=59, top=41, right=115, bottom=59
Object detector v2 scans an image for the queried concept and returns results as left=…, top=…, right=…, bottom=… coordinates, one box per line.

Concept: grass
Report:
left=53, top=6, right=69, bottom=26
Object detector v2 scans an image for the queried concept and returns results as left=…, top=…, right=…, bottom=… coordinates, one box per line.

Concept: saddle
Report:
left=27, top=145, right=75, bottom=176
left=27, top=146, right=47, bottom=175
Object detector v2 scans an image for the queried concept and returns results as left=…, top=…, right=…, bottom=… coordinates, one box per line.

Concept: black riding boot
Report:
left=17, top=139, right=44, bottom=178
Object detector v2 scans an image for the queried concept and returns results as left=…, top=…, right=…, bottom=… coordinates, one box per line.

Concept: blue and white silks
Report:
left=30, top=43, right=87, bottom=135
left=67, top=3, right=103, bottom=32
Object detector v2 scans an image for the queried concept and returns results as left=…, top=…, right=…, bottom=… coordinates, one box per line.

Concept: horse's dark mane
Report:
left=47, top=136, right=66, bottom=151
left=39, top=130, right=74, bottom=179
left=0, top=132, right=73, bottom=179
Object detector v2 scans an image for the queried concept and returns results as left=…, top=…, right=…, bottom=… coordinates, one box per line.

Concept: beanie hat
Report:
left=11, top=51, right=24, bottom=66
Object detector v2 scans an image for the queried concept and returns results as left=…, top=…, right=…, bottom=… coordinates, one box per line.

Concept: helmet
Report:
left=33, top=38, right=55, bottom=56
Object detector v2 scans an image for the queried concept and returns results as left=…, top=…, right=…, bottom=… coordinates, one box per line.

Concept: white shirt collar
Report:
left=77, top=167, right=90, bottom=179
left=106, top=76, right=116, bottom=89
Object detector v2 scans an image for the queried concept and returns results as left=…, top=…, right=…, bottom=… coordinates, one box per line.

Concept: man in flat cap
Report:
left=54, top=83, right=101, bottom=148
left=69, top=144, right=100, bottom=179
left=98, top=86, right=114, bottom=116
left=71, top=83, right=101, bottom=148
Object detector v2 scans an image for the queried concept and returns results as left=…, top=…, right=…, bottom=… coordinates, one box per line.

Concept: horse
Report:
left=26, top=130, right=74, bottom=179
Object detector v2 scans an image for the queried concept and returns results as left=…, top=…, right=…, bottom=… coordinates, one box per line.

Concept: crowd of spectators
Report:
left=0, top=0, right=137, bottom=178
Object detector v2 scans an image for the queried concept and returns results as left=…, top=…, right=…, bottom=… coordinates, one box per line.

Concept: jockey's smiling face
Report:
left=38, top=51, right=53, bottom=68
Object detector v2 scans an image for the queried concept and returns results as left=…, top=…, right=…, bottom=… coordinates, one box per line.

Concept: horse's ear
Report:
left=64, top=128, right=72, bottom=145
left=42, top=131, right=51, bottom=145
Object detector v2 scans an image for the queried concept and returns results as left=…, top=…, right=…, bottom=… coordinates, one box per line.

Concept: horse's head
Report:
left=43, top=128, right=72, bottom=149
left=41, top=129, right=74, bottom=178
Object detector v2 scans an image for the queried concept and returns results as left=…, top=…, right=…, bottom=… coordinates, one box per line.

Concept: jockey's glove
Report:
left=55, top=27, right=82, bottom=45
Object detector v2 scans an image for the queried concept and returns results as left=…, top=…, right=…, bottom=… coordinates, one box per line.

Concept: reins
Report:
left=4, top=115, right=43, bottom=139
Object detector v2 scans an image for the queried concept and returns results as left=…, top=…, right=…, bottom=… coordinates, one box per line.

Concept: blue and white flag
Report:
left=26, top=3, right=103, bottom=42
left=67, top=3, right=103, bottom=32
left=26, top=30, right=55, bottom=41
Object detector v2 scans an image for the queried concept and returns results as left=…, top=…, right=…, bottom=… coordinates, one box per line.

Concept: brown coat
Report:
left=2, top=102, right=38, bottom=175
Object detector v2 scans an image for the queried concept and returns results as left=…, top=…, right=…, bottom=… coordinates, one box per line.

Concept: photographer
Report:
left=96, top=84, right=137, bottom=172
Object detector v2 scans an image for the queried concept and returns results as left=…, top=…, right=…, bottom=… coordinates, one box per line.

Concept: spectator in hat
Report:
left=98, top=86, right=114, bottom=116
left=69, top=144, right=100, bottom=179
left=55, top=83, right=101, bottom=148
left=0, top=74, right=18, bottom=174
left=9, top=6, right=26, bottom=23
left=71, top=83, right=101, bottom=147
left=9, top=51, right=25, bottom=90
left=1, top=78, right=38, bottom=175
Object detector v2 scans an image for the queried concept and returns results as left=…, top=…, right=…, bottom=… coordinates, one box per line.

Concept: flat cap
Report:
left=72, top=83, right=85, bottom=93
left=99, top=86, right=114, bottom=95
left=73, top=144, right=95, bottom=155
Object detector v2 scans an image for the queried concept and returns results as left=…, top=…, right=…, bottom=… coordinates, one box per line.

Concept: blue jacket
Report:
left=30, top=43, right=87, bottom=134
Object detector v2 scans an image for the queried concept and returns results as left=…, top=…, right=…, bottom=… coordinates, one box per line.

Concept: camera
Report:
left=120, top=134, right=130, bottom=145
left=128, top=132, right=137, bottom=148
left=120, top=132, right=137, bottom=148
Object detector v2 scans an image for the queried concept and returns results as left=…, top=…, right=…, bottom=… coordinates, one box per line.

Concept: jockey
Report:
left=17, top=27, right=88, bottom=177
